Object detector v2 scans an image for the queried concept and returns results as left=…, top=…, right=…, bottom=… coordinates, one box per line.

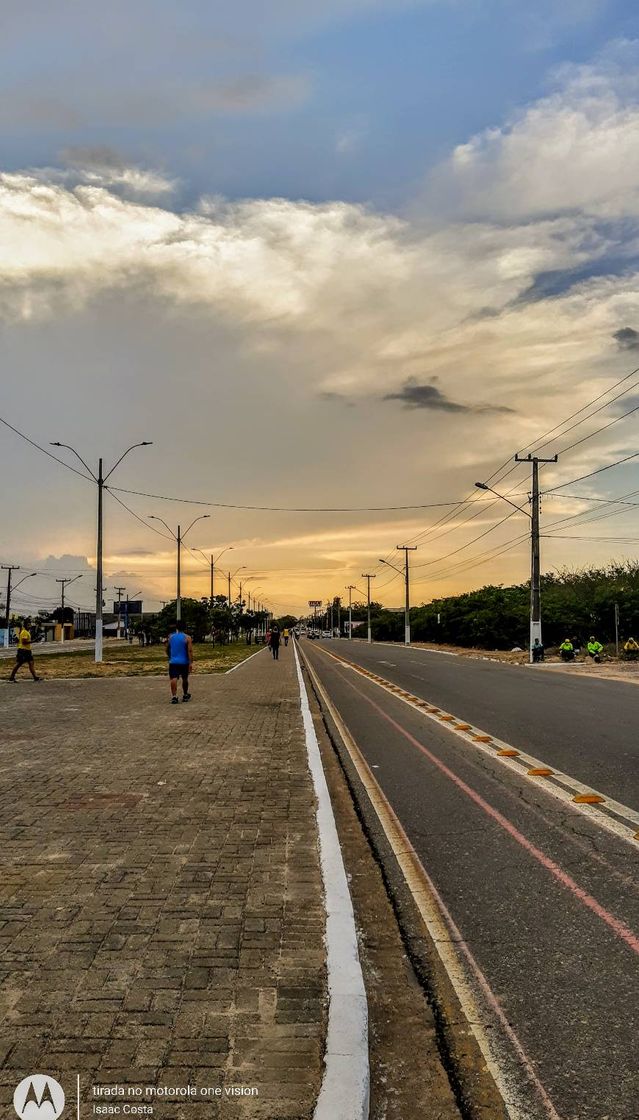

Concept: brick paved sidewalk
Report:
left=0, top=648, right=326, bottom=1120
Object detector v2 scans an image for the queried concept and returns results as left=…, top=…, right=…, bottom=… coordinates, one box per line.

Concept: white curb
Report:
left=293, top=643, right=370, bottom=1120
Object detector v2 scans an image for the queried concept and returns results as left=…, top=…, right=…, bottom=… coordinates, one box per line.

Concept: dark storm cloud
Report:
left=383, top=379, right=513, bottom=414
left=613, top=327, right=639, bottom=351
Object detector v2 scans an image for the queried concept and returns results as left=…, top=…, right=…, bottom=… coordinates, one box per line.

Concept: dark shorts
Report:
left=169, top=662, right=189, bottom=680
left=16, top=649, right=33, bottom=665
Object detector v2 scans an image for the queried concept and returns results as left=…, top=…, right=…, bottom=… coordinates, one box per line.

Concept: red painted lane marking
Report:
left=341, top=668, right=639, bottom=958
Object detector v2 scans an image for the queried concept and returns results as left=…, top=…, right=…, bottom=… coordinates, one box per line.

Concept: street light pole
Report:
left=346, top=585, right=356, bottom=640
left=56, top=575, right=82, bottom=641
left=149, top=514, right=210, bottom=622
left=52, top=440, right=152, bottom=662
left=397, top=547, right=417, bottom=646
left=114, top=585, right=126, bottom=639
left=2, top=565, right=20, bottom=648
left=362, top=574, right=376, bottom=644
left=477, top=452, right=558, bottom=662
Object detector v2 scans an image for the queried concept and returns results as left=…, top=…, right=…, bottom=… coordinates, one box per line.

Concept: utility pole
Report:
left=56, top=575, right=81, bottom=641
left=362, top=574, right=376, bottom=644
left=209, top=555, right=214, bottom=602
left=176, top=525, right=182, bottom=621
left=337, top=597, right=341, bottom=636
left=114, top=586, right=126, bottom=640
left=124, top=590, right=141, bottom=640
left=615, top=602, right=620, bottom=657
left=149, top=514, right=210, bottom=624
left=2, top=565, right=20, bottom=649
left=397, top=546, right=417, bottom=646
left=346, top=585, right=356, bottom=640
left=514, top=454, right=558, bottom=660
left=52, top=440, right=152, bottom=661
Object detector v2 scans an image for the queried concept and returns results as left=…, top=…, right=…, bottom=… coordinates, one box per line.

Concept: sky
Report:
left=2, top=0, right=639, bottom=619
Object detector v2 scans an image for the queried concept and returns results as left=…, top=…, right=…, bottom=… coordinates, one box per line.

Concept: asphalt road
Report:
left=314, top=639, right=639, bottom=811
left=301, top=638, right=639, bottom=1120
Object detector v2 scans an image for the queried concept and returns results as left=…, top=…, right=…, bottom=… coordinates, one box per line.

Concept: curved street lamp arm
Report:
left=103, top=441, right=153, bottom=482
left=50, top=442, right=97, bottom=482
left=13, top=572, right=37, bottom=592
left=149, top=515, right=176, bottom=540
left=182, top=513, right=211, bottom=541
left=379, top=558, right=404, bottom=577
left=475, top=482, right=531, bottom=519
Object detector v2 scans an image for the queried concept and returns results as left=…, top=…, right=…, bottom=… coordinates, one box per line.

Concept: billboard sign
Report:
left=113, top=601, right=143, bottom=615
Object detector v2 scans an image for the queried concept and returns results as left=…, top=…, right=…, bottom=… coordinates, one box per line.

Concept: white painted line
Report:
left=225, top=646, right=267, bottom=674
left=293, top=643, right=369, bottom=1120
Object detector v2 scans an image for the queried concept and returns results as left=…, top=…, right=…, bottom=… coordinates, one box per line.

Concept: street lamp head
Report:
left=475, top=482, right=489, bottom=490
left=140, top=441, right=153, bottom=446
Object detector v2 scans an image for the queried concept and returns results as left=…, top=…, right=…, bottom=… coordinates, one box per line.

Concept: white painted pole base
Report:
left=95, top=619, right=104, bottom=663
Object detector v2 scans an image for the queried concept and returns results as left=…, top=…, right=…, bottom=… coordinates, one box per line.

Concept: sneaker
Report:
left=182, top=693, right=191, bottom=702
left=33, top=677, right=42, bottom=682
left=171, top=696, right=179, bottom=704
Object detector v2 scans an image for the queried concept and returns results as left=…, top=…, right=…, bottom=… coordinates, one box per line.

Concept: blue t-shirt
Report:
left=168, top=632, right=189, bottom=664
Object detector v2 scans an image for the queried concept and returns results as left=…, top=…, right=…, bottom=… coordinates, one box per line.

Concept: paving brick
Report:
left=0, top=652, right=326, bottom=1119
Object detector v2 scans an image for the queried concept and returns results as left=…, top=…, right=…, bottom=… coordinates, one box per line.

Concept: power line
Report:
left=542, top=451, right=639, bottom=494
left=0, top=415, right=94, bottom=482
left=108, top=485, right=473, bottom=513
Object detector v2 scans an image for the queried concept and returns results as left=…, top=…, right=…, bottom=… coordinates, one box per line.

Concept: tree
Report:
left=150, top=598, right=210, bottom=643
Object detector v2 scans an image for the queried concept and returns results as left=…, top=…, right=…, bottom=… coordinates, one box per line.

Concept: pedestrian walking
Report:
left=283, top=627, right=290, bottom=647
left=167, top=621, right=193, bottom=704
left=8, top=620, right=41, bottom=682
left=268, top=625, right=281, bottom=661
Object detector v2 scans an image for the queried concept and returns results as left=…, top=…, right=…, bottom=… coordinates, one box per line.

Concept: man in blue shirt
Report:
left=167, top=621, right=193, bottom=704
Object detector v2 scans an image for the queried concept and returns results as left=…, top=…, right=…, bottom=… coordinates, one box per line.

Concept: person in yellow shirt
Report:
left=283, top=627, right=290, bottom=647
left=8, top=620, right=41, bottom=682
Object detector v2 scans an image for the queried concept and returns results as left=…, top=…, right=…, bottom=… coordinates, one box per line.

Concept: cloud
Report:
left=425, top=40, right=639, bottom=223
left=4, top=37, right=639, bottom=609
left=383, top=379, right=513, bottom=413
left=57, top=147, right=178, bottom=199
left=613, top=326, right=639, bottom=350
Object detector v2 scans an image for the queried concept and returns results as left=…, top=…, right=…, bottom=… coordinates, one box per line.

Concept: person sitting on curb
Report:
left=167, top=621, right=193, bottom=704
left=531, top=638, right=545, bottom=663
left=623, top=636, right=639, bottom=660
left=8, top=619, right=41, bottom=682
left=587, top=636, right=604, bottom=664
left=559, top=638, right=574, bottom=662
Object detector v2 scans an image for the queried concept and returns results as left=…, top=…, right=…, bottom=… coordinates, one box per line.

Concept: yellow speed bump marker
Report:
left=497, top=748, right=520, bottom=757
left=455, top=723, right=472, bottom=731
left=439, top=715, right=456, bottom=722
left=573, top=793, right=605, bottom=804
left=528, top=767, right=554, bottom=776
left=473, top=735, right=492, bottom=742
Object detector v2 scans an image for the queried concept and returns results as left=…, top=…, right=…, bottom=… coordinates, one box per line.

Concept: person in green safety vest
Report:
left=559, top=638, right=574, bottom=662
left=587, top=636, right=603, bottom=663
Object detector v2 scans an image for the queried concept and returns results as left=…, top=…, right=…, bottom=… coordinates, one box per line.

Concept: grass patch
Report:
left=5, top=641, right=264, bottom=680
